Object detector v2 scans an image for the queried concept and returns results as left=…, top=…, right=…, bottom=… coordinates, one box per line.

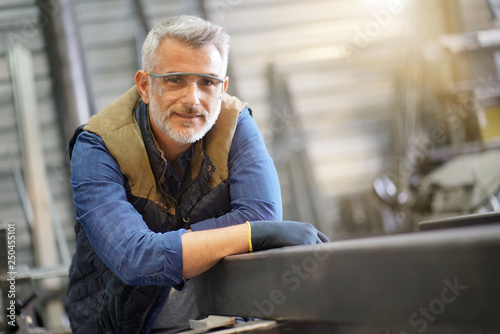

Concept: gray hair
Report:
left=141, top=15, right=230, bottom=72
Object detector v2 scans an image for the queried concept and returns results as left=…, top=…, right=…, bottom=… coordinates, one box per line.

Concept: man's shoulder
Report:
left=84, top=86, right=141, bottom=136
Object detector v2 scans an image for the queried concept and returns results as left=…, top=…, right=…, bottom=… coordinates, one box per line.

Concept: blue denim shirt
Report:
left=70, top=107, right=282, bottom=287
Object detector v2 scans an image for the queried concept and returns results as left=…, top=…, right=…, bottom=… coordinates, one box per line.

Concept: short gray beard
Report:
left=148, top=91, right=220, bottom=144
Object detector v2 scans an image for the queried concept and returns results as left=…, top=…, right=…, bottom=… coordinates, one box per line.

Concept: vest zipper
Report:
left=158, top=163, right=206, bottom=230
left=173, top=169, right=206, bottom=230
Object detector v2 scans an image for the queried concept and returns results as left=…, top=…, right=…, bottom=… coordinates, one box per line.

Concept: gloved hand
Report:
left=99, top=273, right=134, bottom=333
left=248, top=221, right=329, bottom=252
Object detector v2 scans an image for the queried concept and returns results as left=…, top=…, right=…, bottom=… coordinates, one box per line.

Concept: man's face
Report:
left=147, top=38, right=227, bottom=144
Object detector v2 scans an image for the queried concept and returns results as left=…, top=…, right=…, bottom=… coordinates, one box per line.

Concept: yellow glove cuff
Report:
left=246, top=221, right=253, bottom=252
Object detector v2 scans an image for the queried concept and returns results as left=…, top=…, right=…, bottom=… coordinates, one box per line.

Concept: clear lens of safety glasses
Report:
left=147, top=72, right=224, bottom=101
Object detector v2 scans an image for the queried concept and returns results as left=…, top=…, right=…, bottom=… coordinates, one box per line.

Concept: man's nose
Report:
left=180, top=83, right=201, bottom=106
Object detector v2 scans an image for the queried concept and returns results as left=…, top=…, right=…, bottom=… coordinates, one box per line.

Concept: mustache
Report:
left=169, top=104, right=208, bottom=117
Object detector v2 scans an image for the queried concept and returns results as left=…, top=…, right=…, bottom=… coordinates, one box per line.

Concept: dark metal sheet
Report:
left=194, top=224, right=500, bottom=333
left=419, top=211, right=500, bottom=230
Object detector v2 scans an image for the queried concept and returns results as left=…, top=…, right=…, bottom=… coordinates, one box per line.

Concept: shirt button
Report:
left=182, top=216, right=190, bottom=223
left=206, top=165, right=212, bottom=172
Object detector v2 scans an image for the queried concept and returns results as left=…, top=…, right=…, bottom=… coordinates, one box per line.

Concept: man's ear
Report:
left=223, top=76, right=229, bottom=94
left=135, top=70, right=150, bottom=104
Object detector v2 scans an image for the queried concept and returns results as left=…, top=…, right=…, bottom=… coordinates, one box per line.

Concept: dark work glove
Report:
left=248, top=221, right=329, bottom=252
left=99, top=274, right=134, bottom=333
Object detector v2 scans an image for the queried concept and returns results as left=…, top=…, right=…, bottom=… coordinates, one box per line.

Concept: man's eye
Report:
left=166, top=77, right=183, bottom=84
left=199, top=79, right=214, bottom=86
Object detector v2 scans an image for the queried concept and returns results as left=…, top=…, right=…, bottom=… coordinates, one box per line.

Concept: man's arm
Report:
left=181, top=223, right=248, bottom=278
left=183, top=220, right=329, bottom=278
left=72, top=132, right=189, bottom=286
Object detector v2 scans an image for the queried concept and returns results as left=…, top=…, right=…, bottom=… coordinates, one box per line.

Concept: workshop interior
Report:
left=1, top=0, right=500, bottom=333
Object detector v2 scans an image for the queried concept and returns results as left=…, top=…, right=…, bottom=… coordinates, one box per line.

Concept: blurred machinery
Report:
left=369, top=0, right=500, bottom=238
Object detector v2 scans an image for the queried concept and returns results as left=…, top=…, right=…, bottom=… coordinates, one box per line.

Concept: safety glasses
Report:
left=147, top=72, right=225, bottom=101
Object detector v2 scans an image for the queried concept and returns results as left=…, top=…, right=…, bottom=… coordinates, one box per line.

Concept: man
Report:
left=67, top=15, right=327, bottom=334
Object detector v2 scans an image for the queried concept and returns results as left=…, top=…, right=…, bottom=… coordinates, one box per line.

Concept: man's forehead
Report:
left=153, top=42, right=224, bottom=78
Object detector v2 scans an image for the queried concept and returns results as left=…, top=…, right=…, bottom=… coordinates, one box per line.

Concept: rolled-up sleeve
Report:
left=190, top=108, right=283, bottom=231
left=71, top=131, right=188, bottom=287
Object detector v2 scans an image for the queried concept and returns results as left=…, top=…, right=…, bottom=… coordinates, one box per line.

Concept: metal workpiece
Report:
left=419, top=211, right=500, bottom=231
left=194, top=224, right=500, bottom=333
